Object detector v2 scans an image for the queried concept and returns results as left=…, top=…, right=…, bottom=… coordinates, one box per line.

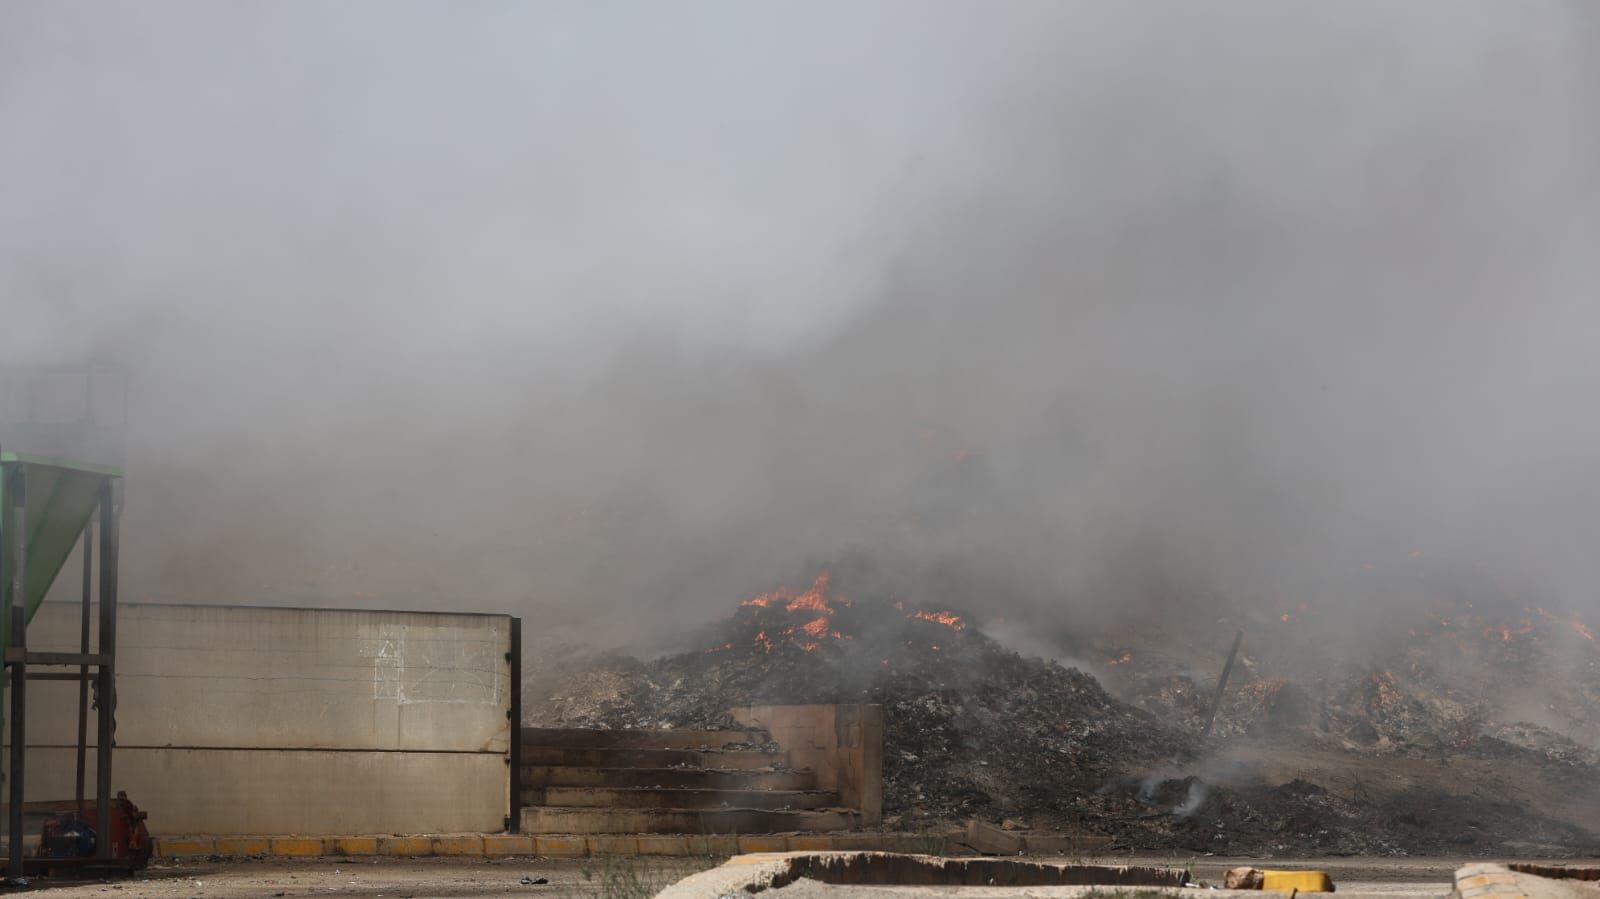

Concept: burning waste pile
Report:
left=533, top=571, right=1191, bottom=829
left=1108, top=597, right=1600, bottom=764
left=529, top=570, right=1600, bottom=856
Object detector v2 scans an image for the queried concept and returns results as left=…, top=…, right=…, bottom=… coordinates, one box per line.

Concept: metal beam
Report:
left=3, top=649, right=106, bottom=665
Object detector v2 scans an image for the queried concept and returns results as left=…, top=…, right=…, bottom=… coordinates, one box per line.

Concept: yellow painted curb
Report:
left=328, top=837, right=378, bottom=856
left=433, top=835, right=486, bottom=856
left=587, top=836, right=641, bottom=855
left=156, top=837, right=214, bottom=857
left=484, top=835, right=535, bottom=857
left=213, top=837, right=270, bottom=856
left=378, top=836, right=434, bottom=857
left=270, top=837, right=324, bottom=857
left=635, top=835, right=738, bottom=856
left=534, top=835, right=589, bottom=858
left=1262, top=870, right=1334, bottom=892
left=786, top=836, right=834, bottom=852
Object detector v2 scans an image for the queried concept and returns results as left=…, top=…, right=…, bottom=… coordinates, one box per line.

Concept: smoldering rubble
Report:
left=528, top=567, right=1600, bottom=857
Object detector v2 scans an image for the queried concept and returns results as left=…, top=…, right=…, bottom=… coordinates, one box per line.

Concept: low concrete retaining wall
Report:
left=731, top=704, right=882, bottom=825
left=14, top=603, right=516, bottom=835
left=657, top=852, right=1185, bottom=899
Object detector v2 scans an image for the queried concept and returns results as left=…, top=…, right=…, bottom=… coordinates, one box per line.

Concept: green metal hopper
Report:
left=1, top=451, right=123, bottom=871
left=0, top=452, right=121, bottom=641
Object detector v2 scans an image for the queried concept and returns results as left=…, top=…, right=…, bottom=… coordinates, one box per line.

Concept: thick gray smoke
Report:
left=3, top=2, right=1596, bottom=648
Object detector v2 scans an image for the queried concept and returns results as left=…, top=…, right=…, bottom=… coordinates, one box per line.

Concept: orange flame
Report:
left=740, top=571, right=835, bottom=611
left=1107, top=652, right=1133, bottom=666
left=800, top=616, right=830, bottom=637
left=786, top=572, right=833, bottom=613
left=908, top=610, right=966, bottom=630
left=733, top=571, right=850, bottom=653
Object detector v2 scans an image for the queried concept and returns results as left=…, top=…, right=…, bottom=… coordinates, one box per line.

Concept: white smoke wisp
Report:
left=0, top=2, right=1595, bottom=654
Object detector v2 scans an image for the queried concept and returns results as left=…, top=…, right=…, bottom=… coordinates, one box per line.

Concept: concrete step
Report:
left=520, top=727, right=770, bottom=750
left=522, top=766, right=817, bottom=791
left=520, top=746, right=787, bottom=770
left=520, top=805, right=859, bottom=835
left=522, top=786, right=839, bottom=810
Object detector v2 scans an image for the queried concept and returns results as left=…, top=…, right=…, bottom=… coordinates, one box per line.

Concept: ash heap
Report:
left=529, top=569, right=1600, bottom=857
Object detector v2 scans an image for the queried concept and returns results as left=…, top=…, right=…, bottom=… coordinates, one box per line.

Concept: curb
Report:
left=153, top=830, right=1104, bottom=860
left=1455, top=863, right=1531, bottom=899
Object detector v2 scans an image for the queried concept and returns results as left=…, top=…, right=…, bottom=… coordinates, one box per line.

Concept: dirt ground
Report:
left=16, top=855, right=1591, bottom=899
left=14, top=857, right=713, bottom=899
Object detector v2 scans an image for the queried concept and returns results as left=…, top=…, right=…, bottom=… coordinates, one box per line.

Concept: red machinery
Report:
left=36, top=793, right=151, bottom=873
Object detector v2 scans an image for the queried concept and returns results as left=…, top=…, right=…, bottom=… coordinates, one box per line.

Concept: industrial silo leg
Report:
left=95, top=478, right=117, bottom=860
left=6, top=465, right=28, bottom=876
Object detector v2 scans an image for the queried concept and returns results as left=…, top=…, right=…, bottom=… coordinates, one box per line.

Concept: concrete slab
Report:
left=1454, top=863, right=1600, bottom=899
left=21, top=604, right=516, bottom=836
left=657, top=852, right=1186, bottom=899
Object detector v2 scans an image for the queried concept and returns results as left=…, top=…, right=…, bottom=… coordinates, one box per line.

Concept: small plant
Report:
left=574, top=852, right=721, bottom=899
left=908, top=825, right=948, bottom=856
left=577, top=854, right=667, bottom=899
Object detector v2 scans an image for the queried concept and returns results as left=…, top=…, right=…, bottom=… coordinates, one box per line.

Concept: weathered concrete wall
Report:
left=13, top=603, right=514, bottom=835
left=731, top=704, right=882, bottom=825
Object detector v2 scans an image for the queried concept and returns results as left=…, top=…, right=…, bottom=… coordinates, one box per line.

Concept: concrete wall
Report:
left=11, top=603, right=515, bottom=835
left=731, top=704, right=882, bottom=825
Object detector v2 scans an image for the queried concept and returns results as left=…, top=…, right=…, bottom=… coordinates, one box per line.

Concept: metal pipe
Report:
left=1200, top=629, right=1244, bottom=739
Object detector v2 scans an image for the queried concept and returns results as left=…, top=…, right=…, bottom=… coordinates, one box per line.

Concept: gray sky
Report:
left=4, top=2, right=1596, bottom=648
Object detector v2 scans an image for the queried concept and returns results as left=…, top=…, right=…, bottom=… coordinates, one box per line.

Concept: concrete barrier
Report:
left=730, top=704, right=883, bottom=825
left=657, top=852, right=1185, bottom=899
left=14, top=602, right=516, bottom=836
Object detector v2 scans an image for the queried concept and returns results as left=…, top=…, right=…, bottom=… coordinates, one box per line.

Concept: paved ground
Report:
left=13, top=855, right=1599, bottom=898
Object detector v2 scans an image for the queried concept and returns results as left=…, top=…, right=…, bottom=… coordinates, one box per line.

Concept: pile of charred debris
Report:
left=527, top=569, right=1600, bottom=857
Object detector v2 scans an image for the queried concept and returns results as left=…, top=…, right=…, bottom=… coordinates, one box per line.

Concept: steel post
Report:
left=95, top=479, right=116, bottom=859
left=76, top=521, right=93, bottom=818
left=507, top=617, right=522, bottom=832
left=7, top=466, right=27, bottom=874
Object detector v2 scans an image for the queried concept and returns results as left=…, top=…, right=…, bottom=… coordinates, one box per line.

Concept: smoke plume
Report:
left=3, top=2, right=1597, bottom=651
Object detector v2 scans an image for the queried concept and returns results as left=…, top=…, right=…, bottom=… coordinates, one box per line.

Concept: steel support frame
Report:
left=1, top=460, right=118, bottom=871
left=506, top=617, right=521, bottom=833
